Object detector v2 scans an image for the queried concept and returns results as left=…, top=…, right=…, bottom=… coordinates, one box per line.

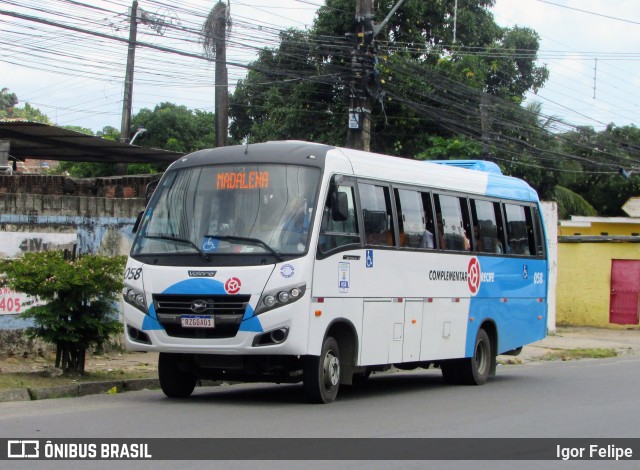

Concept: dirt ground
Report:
left=0, top=349, right=159, bottom=375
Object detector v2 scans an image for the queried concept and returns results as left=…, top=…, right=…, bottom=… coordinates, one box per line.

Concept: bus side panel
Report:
left=419, top=298, right=470, bottom=361
left=307, top=297, right=363, bottom=357
left=466, top=257, right=548, bottom=357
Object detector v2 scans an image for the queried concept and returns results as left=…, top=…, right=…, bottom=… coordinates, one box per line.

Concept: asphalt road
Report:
left=2, top=357, right=640, bottom=469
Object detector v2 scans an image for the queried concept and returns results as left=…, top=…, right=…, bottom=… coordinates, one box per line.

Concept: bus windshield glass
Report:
left=132, top=164, right=321, bottom=257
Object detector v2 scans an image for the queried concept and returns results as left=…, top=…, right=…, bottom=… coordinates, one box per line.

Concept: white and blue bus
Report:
left=123, top=141, right=548, bottom=403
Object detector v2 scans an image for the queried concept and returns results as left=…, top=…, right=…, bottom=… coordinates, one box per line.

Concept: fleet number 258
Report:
left=534, top=272, right=544, bottom=284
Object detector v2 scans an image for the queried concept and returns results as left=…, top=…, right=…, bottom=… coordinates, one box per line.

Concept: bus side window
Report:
left=504, top=203, right=530, bottom=256
left=318, top=185, right=360, bottom=254
left=359, top=183, right=395, bottom=247
left=395, top=188, right=434, bottom=249
left=471, top=199, right=501, bottom=253
left=434, top=193, right=470, bottom=251
left=495, top=202, right=507, bottom=253
left=524, top=206, right=541, bottom=256
left=532, top=207, right=545, bottom=257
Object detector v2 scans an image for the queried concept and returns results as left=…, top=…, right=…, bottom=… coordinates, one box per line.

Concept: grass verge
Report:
left=540, top=348, right=618, bottom=361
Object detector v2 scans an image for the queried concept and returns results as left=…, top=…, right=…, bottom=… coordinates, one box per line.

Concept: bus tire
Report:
left=158, top=352, right=197, bottom=398
left=440, top=360, right=462, bottom=385
left=304, top=336, right=341, bottom=403
left=459, top=328, right=492, bottom=385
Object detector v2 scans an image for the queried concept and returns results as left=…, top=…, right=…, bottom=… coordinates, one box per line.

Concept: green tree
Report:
left=53, top=104, right=216, bottom=177
left=0, top=87, right=18, bottom=117
left=1, top=89, right=51, bottom=124
left=230, top=28, right=346, bottom=145
left=230, top=0, right=549, bottom=163
left=62, top=125, right=94, bottom=135
left=415, top=135, right=482, bottom=160
left=0, top=252, right=126, bottom=373
left=552, top=186, right=597, bottom=220
left=555, top=124, right=640, bottom=216
left=131, top=102, right=217, bottom=152
left=96, top=126, right=120, bottom=140
left=13, top=102, right=52, bottom=124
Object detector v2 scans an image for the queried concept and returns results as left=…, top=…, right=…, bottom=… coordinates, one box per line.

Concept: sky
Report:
left=1, top=0, right=639, bottom=135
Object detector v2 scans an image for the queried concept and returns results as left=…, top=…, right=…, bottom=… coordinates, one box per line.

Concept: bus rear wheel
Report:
left=459, top=328, right=492, bottom=385
left=304, top=336, right=341, bottom=403
left=158, top=352, right=197, bottom=398
left=440, top=329, right=493, bottom=385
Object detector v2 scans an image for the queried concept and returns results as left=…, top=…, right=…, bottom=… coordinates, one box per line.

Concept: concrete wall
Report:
left=541, top=202, right=558, bottom=334
left=0, top=192, right=144, bottom=331
left=557, top=242, right=640, bottom=327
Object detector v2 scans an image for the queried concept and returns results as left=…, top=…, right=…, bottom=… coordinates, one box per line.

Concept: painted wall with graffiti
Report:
left=0, top=193, right=142, bottom=330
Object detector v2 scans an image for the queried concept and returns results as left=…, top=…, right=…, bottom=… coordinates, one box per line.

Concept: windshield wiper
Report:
left=203, top=235, right=284, bottom=262
left=144, top=234, right=210, bottom=261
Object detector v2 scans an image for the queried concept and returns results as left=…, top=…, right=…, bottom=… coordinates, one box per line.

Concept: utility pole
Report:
left=116, top=0, right=139, bottom=176
left=215, top=3, right=228, bottom=148
left=346, top=0, right=406, bottom=151
left=346, top=0, right=374, bottom=151
left=203, top=1, right=230, bottom=148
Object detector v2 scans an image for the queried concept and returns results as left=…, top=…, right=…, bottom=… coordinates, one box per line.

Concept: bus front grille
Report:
left=152, top=294, right=250, bottom=339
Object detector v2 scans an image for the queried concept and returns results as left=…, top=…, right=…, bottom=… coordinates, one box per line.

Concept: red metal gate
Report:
left=610, top=259, right=640, bottom=325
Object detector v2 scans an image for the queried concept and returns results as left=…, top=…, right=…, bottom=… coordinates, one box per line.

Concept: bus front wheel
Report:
left=158, top=352, right=197, bottom=398
left=304, top=336, right=341, bottom=403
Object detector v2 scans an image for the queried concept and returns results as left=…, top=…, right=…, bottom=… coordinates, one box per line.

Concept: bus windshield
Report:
left=132, top=164, right=321, bottom=258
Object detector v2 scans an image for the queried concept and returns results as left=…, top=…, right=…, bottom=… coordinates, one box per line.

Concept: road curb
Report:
left=29, top=384, right=79, bottom=400
left=0, top=378, right=162, bottom=403
left=123, top=378, right=160, bottom=392
left=0, top=388, right=31, bottom=402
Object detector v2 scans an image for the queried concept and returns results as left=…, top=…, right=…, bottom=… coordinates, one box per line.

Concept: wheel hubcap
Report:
left=475, top=340, right=488, bottom=374
left=323, top=351, right=340, bottom=388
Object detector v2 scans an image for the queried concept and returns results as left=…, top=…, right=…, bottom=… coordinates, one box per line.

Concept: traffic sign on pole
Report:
left=622, top=197, right=640, bottom=217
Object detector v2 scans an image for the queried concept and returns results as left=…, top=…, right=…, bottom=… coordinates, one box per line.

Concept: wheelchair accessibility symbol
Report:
left=366, top=249, right=374, bottom=268
left=202, top=237, right=218, bottom=252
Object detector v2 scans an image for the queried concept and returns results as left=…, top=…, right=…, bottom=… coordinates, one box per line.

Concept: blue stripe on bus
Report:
left=465, top=256, right=547, bottom=356
left=142, top=303, right=163, bottom=331
left=465, top=298, right=547, bottom=356
left=140, top=278, right=263, bottom=333
left=162, top=278, right=227, bottom=295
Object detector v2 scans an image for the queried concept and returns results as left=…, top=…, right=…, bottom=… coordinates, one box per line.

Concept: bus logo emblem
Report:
left=190, top=300, right=208, bottom=313
left=468, top=257, right=481, bottom=295
left=225, top=277, right=242, bottom=295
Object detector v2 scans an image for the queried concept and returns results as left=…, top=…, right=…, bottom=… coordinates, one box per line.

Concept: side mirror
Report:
left=132, top=211, right=143, bottom=234
left=331, top=191, right=349, bottom=222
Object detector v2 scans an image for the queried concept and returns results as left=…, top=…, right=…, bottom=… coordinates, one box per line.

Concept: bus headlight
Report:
left=123, top=286, right=147, bottom=314
left=256, top=283, right=306, bottom=315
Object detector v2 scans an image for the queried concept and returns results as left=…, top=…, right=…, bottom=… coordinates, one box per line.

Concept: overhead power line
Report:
left=536, top=0, right=640, bottom=26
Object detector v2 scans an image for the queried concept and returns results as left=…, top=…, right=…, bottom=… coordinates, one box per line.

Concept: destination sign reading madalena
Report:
left=216, top=171, right=269, bottom=190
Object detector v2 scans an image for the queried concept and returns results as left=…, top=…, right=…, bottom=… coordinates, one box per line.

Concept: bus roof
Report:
left=331, top=146, right=539, bottom=203
left=172, top=141, right=539, bottom=203
left=428, top=160, right=503, bottom=175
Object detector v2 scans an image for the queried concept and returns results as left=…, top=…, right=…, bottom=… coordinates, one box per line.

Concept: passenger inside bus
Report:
left=418, top=229, right=435, bottom=248
left=474, top=221, right=503, bottom=253
left=363, top=210, right=392, bottom=246
left=435, top=216, right=446, bottom=249
left=279, top=200, right=309, bottom=252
